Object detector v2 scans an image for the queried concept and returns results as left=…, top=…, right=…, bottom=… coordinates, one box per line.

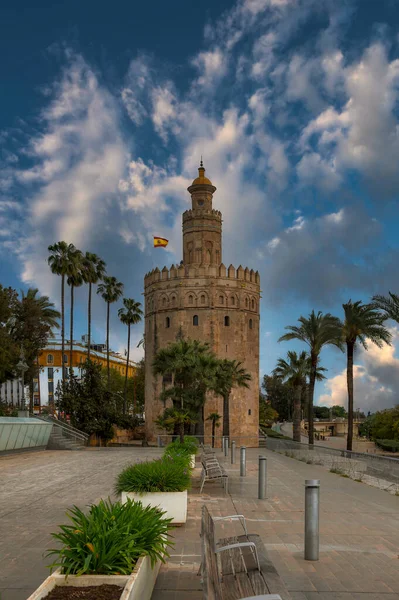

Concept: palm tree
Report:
left=156, top=409, right=195, bottom=444
left=97, top=276, right=124, bottom=389
left=206, top=412, right=221, bottom=447
left=67, top=260, right=84, bottom=376
left=118, top=298, right=143, bottom=414
left=273, top=351, right=326, bottom=442
left=279, top=311, right=343, bottom=445
left=341, top=300, right=391, bottom=451
left=214, top=359, right=251, bottom=438
left=82, top=253, right=106, bottom=360
left=153, top=339, right=218, bottom=440
left=371, top=292, right=399, bottom=323
left=48, top=242, right=81, bottom=385
left=15, top=288, right=60, bottom=411
left=19, top=288, right=61, bottom=333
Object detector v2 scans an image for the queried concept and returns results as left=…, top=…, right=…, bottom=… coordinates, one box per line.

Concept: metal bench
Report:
left=200, top=505, right=291, bottom=599
left=200, top=454, right=229, bottom=494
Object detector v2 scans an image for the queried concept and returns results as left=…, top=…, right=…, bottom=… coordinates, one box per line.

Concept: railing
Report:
left=266, top=437, right=399, bottom=484
left=32, top=415, right=89, bottom=445
left=156, top=434, right=263, bottom=448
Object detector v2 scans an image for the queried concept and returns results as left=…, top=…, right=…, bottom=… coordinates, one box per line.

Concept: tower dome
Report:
left=188, top=160, right=216, bottom=193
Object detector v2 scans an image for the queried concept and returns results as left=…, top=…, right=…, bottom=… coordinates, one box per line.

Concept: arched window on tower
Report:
left=193, top=315, right=199, bottom=326
left=245, top=297, right=248, bottom=308
left=224, top=316, right=230, bottom=326
left=171, top=296, right=176, bottom=307
left=201, top=294, right=205, bottom=304
left=230, top=296, right=235, bottom=306
left=219, top=295, right=224, bottom=304
left=165, top=317, right=170, bottom=328
left=249, top=319, right=253, bottom=329
left=162, top=297, right=166, bottom=307
left=189, top=295, right=194, bottom=305
left=251, top=299, right=255, bottom=310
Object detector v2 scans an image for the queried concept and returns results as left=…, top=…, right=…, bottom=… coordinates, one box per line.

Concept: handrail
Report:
left=32, top=415, right=89, bottom=444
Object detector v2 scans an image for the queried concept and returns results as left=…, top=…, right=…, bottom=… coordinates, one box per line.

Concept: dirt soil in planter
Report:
left=43, top=584, right=124, bottom=600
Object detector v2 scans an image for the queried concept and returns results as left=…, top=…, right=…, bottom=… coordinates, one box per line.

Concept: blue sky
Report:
left=1, top=0, right=399, bottom=412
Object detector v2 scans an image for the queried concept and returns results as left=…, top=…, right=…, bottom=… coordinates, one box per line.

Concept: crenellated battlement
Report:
left=182, top=208, right=222, bottom=222
left=144, top=262, right=260, bottom=288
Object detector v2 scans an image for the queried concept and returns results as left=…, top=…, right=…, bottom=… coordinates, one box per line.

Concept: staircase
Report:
left=33, top=416, right=89, bottom=451
left=259, top=428, right=267, bottom=448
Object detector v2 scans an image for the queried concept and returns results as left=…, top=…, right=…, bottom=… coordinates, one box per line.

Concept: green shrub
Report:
left=163, top=446, right=192, bottom=467
left=116, top=458, right=191, bottom=494
left=375, top=439, right=399, bottom=452
left=262, top=427, right=292, bottom=440
left=46, top=498, right=172, bottom=576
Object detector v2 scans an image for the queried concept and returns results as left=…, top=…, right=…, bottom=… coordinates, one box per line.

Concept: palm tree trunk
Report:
left=212, top=420, right=215, bottom=448
left=222, top=392, right=230, bottom=437
left=106, top=301, right=110, bottom=390
left=133, top=375, right=137, bottom=415
left=61, top=275, right=65, bottom=388
left=123, top=324, right=130, bottom=414
left=179, top=421, right=184, bottom=444
left=70, top=284, right=74, bottom=377
left=308, top=357, right=317, bottom=445
left=346, top=341, right=354, bottom=451
left=293, top=385, right=302, bottom=442
left=87, top=282, right=92, bottom=361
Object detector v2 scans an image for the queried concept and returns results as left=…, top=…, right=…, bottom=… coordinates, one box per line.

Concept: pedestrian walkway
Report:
left=1, top=446, right=399, bottom=599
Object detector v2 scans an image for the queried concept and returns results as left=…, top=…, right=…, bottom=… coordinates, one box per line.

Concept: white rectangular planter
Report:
left=122, top=490, right=187, bottom=524
left=27, top=555, right=161, bottom=600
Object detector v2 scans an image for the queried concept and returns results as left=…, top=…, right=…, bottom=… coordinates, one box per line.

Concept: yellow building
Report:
left=33, top=338, right=137, bottom=412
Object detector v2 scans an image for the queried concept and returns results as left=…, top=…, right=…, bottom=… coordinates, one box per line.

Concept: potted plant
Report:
left=165, top=436, right=199, bottom=468
left=28, top=498, right=172, bottom=600
left=116, top=457, right=191, bottom=524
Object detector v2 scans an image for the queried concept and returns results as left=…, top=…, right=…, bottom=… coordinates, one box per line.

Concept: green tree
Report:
left=279, top=310, right=342, bottom=445
left=366, top=406, right=399, bottom=442
left=97, top=276, right=124, bottom=389
left=262, top=374, right=293, bottom=421
left=56, top=360, right=116, bottom=443
left=273, top=351, right=326, bottom=442
left=152, top=339, right=218, bottom=440
left=331, top=405, right=347, bottom=418
left=259, top=398, right=279, bottom=426
left=48, top=242, right=81, bottom=385
left=118, top=298, right=143, bottom=414
left=67, top=256, right=84, bottom=376
left=341, top=300, right=391, bottom=450
left=82, top=252, right=106, bottom=360
left=0, top=285, right=19, bottom=383
left=206, top=412, right=221, bottom=447
left=12, top=288, right=60, bottom=409
left=215, top=359, right=251, bottom=438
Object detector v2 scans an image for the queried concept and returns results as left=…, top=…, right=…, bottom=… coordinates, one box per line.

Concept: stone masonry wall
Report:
left=144, top=263, right=260, bottom=445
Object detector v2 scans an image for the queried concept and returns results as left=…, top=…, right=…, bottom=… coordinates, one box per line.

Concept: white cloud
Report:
left=319, top=329, right=399, bottom=413
left=192, top=48, right=227, bottom=87
left=8, top=54, right=127, bottom=298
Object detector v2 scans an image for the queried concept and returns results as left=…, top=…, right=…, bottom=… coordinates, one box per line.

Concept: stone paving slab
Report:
left=1, top=446, right=399, bottom=599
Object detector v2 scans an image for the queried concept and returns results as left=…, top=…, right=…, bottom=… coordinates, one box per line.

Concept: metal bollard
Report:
left=157, top=435, right=161, bottom=448
left=240, top=446, right=246, bottom=476
left=258, top=456, right=267, bottom=499
left=231, top=440, right=236, bottom=464
left=304, top=479, right=320, bottom=561
left=224, top=436, right=229, bottom=457
left=222, top=436, right=226, bottom=454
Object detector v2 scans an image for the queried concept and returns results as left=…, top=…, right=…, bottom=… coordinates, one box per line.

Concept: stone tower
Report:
left=144, top=163, right=260, bottom=445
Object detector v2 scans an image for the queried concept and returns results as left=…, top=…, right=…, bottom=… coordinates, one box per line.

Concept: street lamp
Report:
left=16, top=346, right=29, bottom=412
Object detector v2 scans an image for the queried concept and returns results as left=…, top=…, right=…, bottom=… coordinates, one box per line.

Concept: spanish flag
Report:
left=154, top=236, right=169, bottom=248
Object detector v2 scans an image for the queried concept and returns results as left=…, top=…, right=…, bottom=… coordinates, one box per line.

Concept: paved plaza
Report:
left=1, top=446, right=399, bottom=600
